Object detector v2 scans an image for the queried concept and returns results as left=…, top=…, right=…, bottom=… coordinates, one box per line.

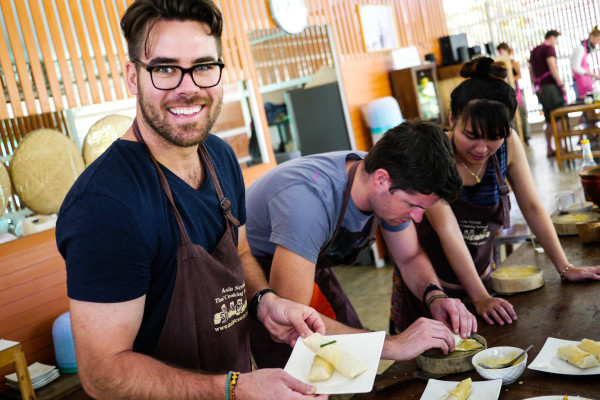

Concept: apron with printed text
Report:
left=250, top=159, right=378, bottom=368
left=390, top=153, right=510, bottom=332
left=132, top=119, right=251, bottom=373
left=574, top=40, right=594, bottom=98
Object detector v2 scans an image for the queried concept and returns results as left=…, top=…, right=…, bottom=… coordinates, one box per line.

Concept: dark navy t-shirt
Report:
left=56, top=134, right=245, bottom=355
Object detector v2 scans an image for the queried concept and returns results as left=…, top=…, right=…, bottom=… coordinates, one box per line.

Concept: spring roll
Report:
left=307, top=355, right=334, bottom=382
left=557, top=344, right=600, bottom=369
left=304, top=333, right=368, bottom=379
left=451, top=333, right=483, bottom=352
left=577, top=339, right=600, bottom=359
left=447, top=378, right=472, bottom=400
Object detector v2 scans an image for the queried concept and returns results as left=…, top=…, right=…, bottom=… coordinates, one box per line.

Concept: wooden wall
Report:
left=0, top=0, right=447, bottom=168
left=0, top=229, right=67, bottom=386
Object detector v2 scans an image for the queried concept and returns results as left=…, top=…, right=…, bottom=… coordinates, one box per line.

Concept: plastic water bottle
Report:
left=580, top=139, right=597, bottom=171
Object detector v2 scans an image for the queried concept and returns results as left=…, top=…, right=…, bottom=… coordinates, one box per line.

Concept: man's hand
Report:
left=235, top=369, right=328, bottom=400
left=472, top=295, right=516, bottom=326
left=382, top=317, right=454, bottom=360
left=257, top=293, right=326, bottom=347
left=429, top=297, right=478, bottom=338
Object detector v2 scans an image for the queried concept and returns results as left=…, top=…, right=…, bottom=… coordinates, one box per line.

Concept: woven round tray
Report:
left=10, top=128, right=85, bottom=214
left=416, top=334, right=487, bottom=374
left=0, top=162, right=11, bottom=213
left=82, top=114, right=132, bottom=166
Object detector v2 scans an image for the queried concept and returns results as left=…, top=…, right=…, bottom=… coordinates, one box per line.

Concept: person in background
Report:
left=570, top=26, right=600, bottom=100
left=390, top=57, right=600, bottom=335
left=529, top=30, right=565, bottom=157
left=245, top=120, right=478, bottom=368
left=497, top=42, right=531, bottom=146
left=55, top=1, right=327, bottom=399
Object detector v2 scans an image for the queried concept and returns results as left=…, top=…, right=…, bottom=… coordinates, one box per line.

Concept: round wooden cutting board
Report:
left=416, top=334, right=487, bottom=374
left=552, top=213, right=599, bottom=236
left=490, top=265, right=544, bottom=295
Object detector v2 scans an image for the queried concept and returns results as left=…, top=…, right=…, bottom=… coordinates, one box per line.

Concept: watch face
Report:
left=268, top=0, right=308, bottom=34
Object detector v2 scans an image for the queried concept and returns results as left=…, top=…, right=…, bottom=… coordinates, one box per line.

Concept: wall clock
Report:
left=268, top=0, right=308, bottom=34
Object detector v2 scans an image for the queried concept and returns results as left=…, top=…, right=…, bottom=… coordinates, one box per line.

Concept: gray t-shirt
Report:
left=245, top=151, right=409, bottom=263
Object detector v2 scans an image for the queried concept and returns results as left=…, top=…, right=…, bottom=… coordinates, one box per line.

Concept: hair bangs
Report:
left=463, top=100, right=511, bottom=140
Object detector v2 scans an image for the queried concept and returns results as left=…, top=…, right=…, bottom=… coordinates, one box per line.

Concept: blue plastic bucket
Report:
left=52, top=312, right=78, bottom=373
left=367, top=97, right=403, bottom=145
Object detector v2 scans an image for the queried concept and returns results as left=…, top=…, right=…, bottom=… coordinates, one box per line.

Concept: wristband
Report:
left=230, top=372, right=240, bottom=400
left=426, top=294, right=449, bottom=312
left=249, top=288, right=277, bottom=320
left=225, top=371, right=233, bottom=400
left=422, top=283, right=445, bottom=305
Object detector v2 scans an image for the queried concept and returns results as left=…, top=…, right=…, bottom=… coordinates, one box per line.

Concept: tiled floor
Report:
left=331, top=122, right=585, bottom=394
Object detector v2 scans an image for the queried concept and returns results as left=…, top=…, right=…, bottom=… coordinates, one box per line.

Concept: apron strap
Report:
left=319, top=159, right=364, bottom=257
left=198, top=145, right=240, bottom=227
left=534, top=70, right=552, bottom=92
left=491, top=152, right=511, bottom=229
left=132, top=118, right=192, bottom=244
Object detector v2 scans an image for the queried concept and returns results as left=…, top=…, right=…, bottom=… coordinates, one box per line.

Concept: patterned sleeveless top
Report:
left=460, top=140, right=508, bottom=206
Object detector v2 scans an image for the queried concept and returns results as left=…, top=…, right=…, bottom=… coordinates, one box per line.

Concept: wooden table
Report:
left=351, top=236, right=600, bottom=399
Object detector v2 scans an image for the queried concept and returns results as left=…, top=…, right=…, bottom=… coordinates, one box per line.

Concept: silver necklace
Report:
left=458, top=158, right=485, bottom=183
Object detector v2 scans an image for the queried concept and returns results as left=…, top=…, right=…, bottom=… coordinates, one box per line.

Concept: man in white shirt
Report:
left=570, top=26, right=600, bottom=99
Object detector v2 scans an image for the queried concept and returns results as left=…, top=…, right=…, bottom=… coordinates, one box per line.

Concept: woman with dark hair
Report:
left=390, top=57, right=600, bottom=334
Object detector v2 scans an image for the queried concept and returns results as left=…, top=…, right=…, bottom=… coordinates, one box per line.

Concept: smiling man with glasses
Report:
left=55, top=1, right=327, bottom=399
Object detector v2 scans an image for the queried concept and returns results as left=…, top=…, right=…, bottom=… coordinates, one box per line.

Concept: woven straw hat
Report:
left=10, top=129, right=85, bottom=214
left=0, top=162, right=11, bottom=214
left=82, top=114, right=132, bottom=166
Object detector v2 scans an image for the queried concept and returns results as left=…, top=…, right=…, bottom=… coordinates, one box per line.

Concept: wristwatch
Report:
left=249, top=288, right=277, bottom=320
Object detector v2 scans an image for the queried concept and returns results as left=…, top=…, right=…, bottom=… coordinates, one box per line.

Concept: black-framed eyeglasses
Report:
left=133, top=60, right=225, bottom=90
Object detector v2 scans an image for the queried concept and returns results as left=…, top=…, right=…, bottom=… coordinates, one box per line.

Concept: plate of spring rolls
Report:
left=283, top=331, right=385, bottom=394
left=420, top=377, right=502, bottom=400
left=528, top=337, right=600, bottom=375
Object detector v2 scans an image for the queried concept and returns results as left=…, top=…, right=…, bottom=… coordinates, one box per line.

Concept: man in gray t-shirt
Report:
left=246, top=121, right=478, bottom=368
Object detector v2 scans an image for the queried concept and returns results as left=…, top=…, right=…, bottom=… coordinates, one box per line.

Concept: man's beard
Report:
left=138, top=90, right=223, bottom=148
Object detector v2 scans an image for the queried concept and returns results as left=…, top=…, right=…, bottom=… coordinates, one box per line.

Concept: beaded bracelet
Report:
left=426, top=294, right=449, bottom=312
left=230, top=372, right=240, bottom=400
left=560, top=263, right=574, bottom=280
left=225, top=371, right=233, bottom=400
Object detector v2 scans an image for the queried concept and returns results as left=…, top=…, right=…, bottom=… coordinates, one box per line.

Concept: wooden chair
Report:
left=0, top=343, right=35, bottom=400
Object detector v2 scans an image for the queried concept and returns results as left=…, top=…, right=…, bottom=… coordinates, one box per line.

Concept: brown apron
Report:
left=250, top=160, right=378, bottom=368
left=132, top=119, right=251, bottom=373
left=391, top=153, right=510, bottom=332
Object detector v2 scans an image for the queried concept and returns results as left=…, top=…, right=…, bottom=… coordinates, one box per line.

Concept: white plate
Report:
left=528, top=337, right=600, bottom=375
left=283, top=331, right=385, bottom=394
left=420, top=378, right=502, bottom=400
left=522, top=397, right=595, bottom=400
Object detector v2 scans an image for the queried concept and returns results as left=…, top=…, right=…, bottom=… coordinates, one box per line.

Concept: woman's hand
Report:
left=562, top=265, right=600, bottom=281
left=472, top=295, right=517, bottom=325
